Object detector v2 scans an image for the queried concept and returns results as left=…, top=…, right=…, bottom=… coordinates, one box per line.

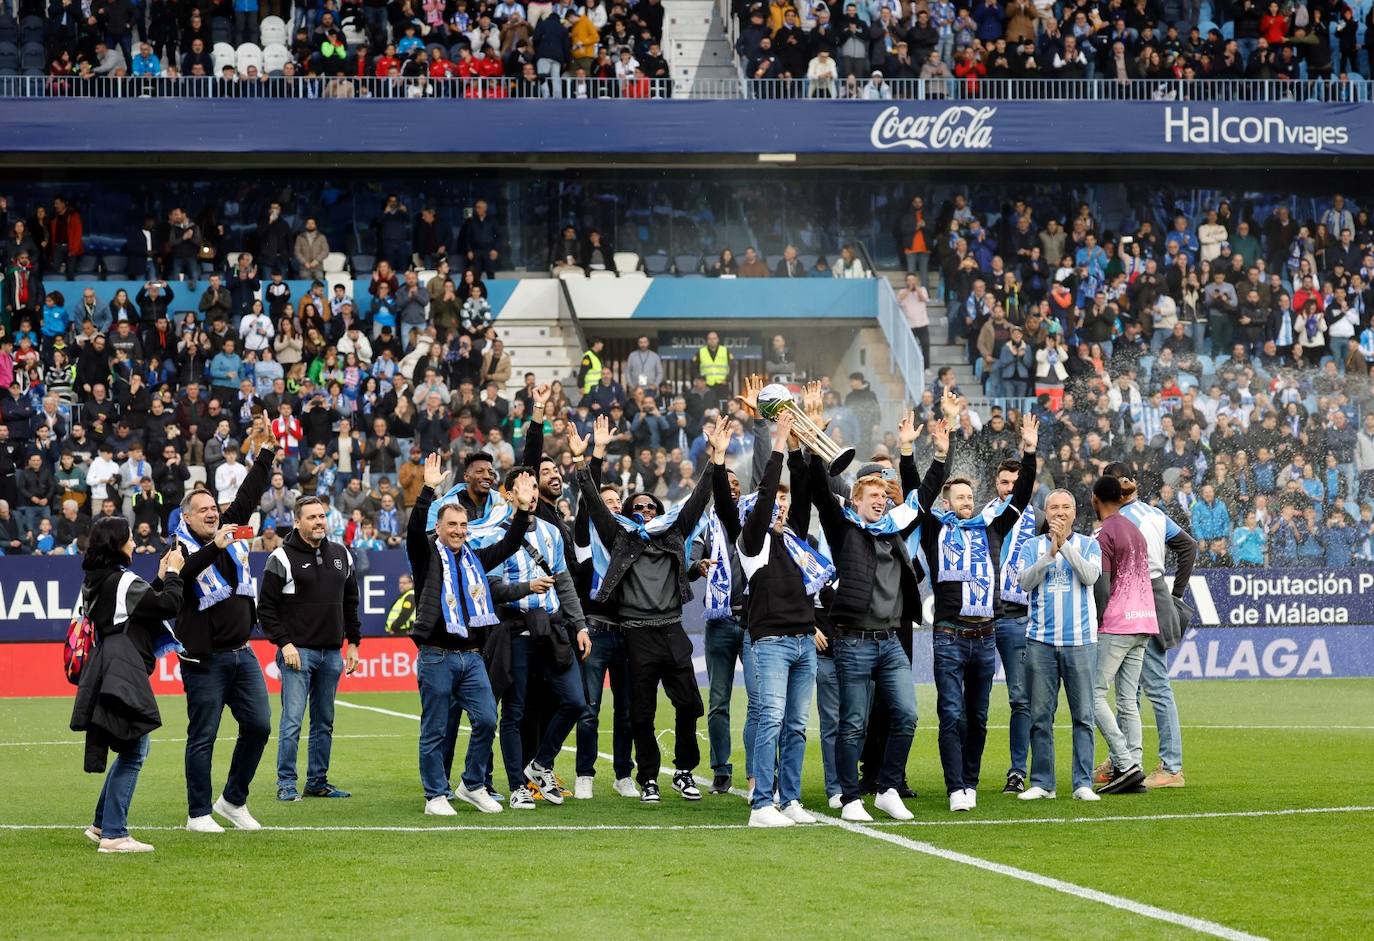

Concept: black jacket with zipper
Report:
left=257, top=528, right=362, bottom=650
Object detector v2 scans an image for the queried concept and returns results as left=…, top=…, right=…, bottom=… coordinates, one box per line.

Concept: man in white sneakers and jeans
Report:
left=1015, top=489, right=1102, bottom=802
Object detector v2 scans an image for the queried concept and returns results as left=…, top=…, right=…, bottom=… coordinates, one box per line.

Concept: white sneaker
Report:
left=424, top=796, right=457, bottom=816
left=949, top=790, right=972, bottom=812
left=186, top=814, right=225, bottom=833
left=1018, top=786, right=1057, bottom=801
left=84, top=826, right=102, bottom=844
left=963, top=788, right=978, bottom=809
left=874, top=788, right=914, bottom=821
left=612, top=777, right=640, bottom=798
left=212, top=796, right=262, bottom=831
left=827, top=794, right=843, bottom=810
left=1073, top=786, right=1102, bottom=802
left=454, top=782, right=504, bottom=814
left=748, top=805, right=796, bottom=828
left=508, top=785, right=537, bottom=810
left=574, top=776, right=594, bottom=800
left=780, top=801, right=817, bottom=824
left=98, top=836, right=154, bottom=853
left=840, top=799, right=874, bottom=822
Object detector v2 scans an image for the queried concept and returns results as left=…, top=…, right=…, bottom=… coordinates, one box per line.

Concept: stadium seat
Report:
left=0, top=42, right=17, bottom=73
left=589, top=270, right=616, bottom=279
left=73, top=273, right=101, bottom=282
left=188, top=465, right=207, bottom=486
left=426, top=43, right=447, bottom=62
left=619, top=270, right=647, bottom=279
left=643, top=252, right=669, bottom=275
left=344, top=25, right=368, bottom=47
left=211, top=19, right=233, bottom=45
left=225, top=251, right=241, bottom=270
left=323, top=251, right=347, bottom=273
left=102, top=254, right=127, bottom=276
left=18, top=15, right=42, bottom=45
left=674, top=253, right=701, bottom=275
left=416, top=269, right=437, bottom=285
left=74, top=255, right=99, bottom=275
left=236, top=42, right=264, bottom=73
left=0, top=67, right=16, bottom=77
left=798, top=253, right=818, bottom=270
left=558, top=269, right=585, bottom=280
left=262, top=43, right=291, bottom=73
left=765, top=254, right=782, bottom=271
left=0, top=19, right=17, bottom=45
left=212, top=42, right=236, bottom=73
left=326, top=272, right=352, bottom=295
left=18, top=41, right=43, bottom=71
left=612, top=251, right=641, bottom=273
left=351, top=253, right=375, bottom=274
left=259, top=15, right=288, bottom=47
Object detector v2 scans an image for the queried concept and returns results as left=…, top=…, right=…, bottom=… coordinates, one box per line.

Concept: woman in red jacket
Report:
left=1259, top=2, right=1288, bottom=45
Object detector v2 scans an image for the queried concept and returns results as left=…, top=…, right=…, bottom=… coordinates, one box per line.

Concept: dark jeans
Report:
left=625, top=622, right=703, bottom=785
left=466, top=250, right=498, bottom=279
left=182, top=646, right=273, bottom=818
left=932, top=629, right=998, bottom=794
left=994, top=616, right=1030, bottom=778
left=910, top=325, right=930, bottom=368
left=275, top=646, right=343, bottom=791
left=576, top=625, right=634, bottom=779
left=495, top=631, right=585, bottom=791
left=92, top=733, right=150, bottom=839
left=704, top=614, right=756, bottom=778
left=833, top=634, right=917, bottom=804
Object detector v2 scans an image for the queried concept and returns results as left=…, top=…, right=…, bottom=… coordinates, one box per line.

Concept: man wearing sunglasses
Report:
left=572, top=416, right=731, bottom=803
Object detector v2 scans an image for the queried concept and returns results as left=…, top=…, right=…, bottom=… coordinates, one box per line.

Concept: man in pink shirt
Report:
left=1090, top=475, right=1157, bottom=795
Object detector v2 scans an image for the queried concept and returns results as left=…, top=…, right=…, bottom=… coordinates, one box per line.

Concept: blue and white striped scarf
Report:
left=701, top=511, right=734, bottom=620
left=736, top=492, right=834, bottom=600
left=426, top=482, right=514, bottom=546
left=575, top=499, right=712, bottom=600
left=934, top=499, right=1004, bottom=619
left=437, top=537, right=499, bottom=636
left=992, top=500, right=1037, bottom=607
left=172, top=518, right=256, bottom=611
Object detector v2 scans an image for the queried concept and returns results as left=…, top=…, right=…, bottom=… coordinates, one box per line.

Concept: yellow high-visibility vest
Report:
left=698, top=345, right=730, bottom=385
left=581, top=349, right=602, bottom=394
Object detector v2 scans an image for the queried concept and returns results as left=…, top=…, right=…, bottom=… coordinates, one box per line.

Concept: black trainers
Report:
left=1097, top=765, right=1146, bottom=795
left=710, top=774, right=732, bottom=794
left=895, top=782, right=918, bottom=799
left=640, top=781, right=661, bottom=803
left=858, top=778, right=878, bottom=796
left=672, top=770, right=702, bottom=800
left=1002, top=772, right=1026, bottom=795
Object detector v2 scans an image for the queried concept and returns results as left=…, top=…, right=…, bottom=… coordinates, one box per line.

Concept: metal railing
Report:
left=3, top=73, right=1369, bottom=102
left=874, top=277, right=927, bottom=415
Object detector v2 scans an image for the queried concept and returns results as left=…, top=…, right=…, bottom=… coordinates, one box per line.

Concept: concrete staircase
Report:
left=489, top=276, right=584, bottom=393
left=878, top=269, right=976, bottom=395
left=665, top=0, right=738, bottom=92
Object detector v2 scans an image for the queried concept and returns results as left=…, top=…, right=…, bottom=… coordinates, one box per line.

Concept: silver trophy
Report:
left=756, top=383, right=855, bottom=475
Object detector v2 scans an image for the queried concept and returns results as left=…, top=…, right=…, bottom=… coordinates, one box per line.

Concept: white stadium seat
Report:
left=323, top=251, right=347, bottom=273
left=613, top=251, right=641, bottom=272
left=259, top=15, right=288, bottom=47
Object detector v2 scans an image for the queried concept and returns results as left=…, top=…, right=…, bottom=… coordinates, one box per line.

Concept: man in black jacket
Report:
left=459, top=199, right=502, bottom=280
left=258, top=496, right=362, bottom=803
left=811, top=410, right=949, bottom=823
left=172, top=442, right=276, bottom=834
left=407, top=454, right=535, bottom=816
left=573, top=415, right=727, bottom=803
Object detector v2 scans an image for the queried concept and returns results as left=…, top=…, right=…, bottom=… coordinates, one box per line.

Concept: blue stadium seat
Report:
left=102, top=254, right=128, bottom=276
left=673, top=253, right=701, bottom=275
left=18, top=41, right=43, bottom=72
left=18, top=16, right=42, bottom=46
left=643, top=253, right=669, bottom=275
left=350, top=253, right=375, bottom=274
left=74, top=255, right=100, bottom=276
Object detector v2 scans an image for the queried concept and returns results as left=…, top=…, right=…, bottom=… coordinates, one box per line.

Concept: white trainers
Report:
left=828, top=794, right=843, bottom=810
left=424, top=796, right=457, bottom=816
left=186, top=814, right=226, bottom=833
left=1073, top=786, right=1102, bottom=802
left=612, top=777, right=640, bottom=798
left=840, top=799, right=874, bottom=822
left=98, top=836, right=154, bottom=853
left=780, top=801, right=817, bottom=824
left=509, top=785, right=537, bottom=810
left=454, top=782, right=504, bottom=814
left=574, top=776, right=594, bottom=800
left=212, top=796, right=262, bottom=831
left=963, top=788, right=978, bottom=809
left=749, top=805, right=796, bottom=828
left=874, top=788, right=915, bottom=820
left=949, top=790, right=972, bottom=812
left=84, top=826, right=102, bottom=844
left=1018, top=786, right=1057, bottom=800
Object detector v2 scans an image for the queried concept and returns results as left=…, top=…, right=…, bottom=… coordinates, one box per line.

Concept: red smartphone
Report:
left=233, top=525, right=255, bottom=541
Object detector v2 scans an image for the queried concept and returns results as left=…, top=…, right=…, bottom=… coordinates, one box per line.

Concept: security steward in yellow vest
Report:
left=696, top=331, right=733, bottom=405
left=579, top=338, right=605, bottom=396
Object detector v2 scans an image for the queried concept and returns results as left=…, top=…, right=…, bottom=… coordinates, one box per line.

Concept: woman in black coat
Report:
left=71, top=516, right=188, bottom=853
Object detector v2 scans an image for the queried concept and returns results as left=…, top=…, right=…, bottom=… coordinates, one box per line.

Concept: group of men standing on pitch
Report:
left=137, top=378, right=1195, bottom=831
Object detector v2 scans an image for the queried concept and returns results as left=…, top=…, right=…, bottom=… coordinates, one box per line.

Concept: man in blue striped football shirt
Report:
left=1014, top=489, right=1102, bottom=802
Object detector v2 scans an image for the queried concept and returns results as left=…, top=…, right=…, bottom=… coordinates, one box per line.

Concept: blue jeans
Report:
left=932, top=629, right=998, bottom=794
left=417, top=646, right=497, bottom=798
left=749, top=634, right=816, bottom=810
left=1139, top=636, right=1182, bottom=772
left=1025, top=639, right=1097, bottom=792
left=704, top=615, right=757, bottom=779
left=496, top=631, right=585, bottom=790
left=92, top=733, right=150, bottom=839
left=576, top=625, right=633, bottom=779
left=833, top=635, right=918, bottom=803
left=275, top=646, right=344, bottom=791
left=1193, top=321, right=1208, bottom=355
left=169, top=255, right=199, bottom=287
left=1094, top=633, right=1149, bottom=770
left=815, top=652, right=841, bottom=799
left=182, top=646, right=273, bottom=818
left=994, top=616, right=1030, bottom=777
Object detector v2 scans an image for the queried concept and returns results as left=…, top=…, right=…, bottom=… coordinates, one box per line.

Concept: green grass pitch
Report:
left=2, top=679, right=1372, bottom=940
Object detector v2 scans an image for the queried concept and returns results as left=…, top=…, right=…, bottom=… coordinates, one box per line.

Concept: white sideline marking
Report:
left=0, top=733, right=410, bottom=748
left=814, top=815, right=1268, bottom=941
left=879, top=804, right=1374, bottom=828
left=0, top=822, right=756, bottom=834
left=336, top=700, right=423, bottom=721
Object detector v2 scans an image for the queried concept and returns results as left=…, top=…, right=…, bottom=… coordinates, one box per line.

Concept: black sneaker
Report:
left=672, top=770, right=702, bottom=800
left=640, top=781, right=661, bottom=803
left=710, top=774, right=732, bottom=794
left=1097, top=765, right=1146, bottom=795
left=858, top=778, right=878, bottom=796
left=1002, top=772, right=1026, bottom=795
left=895, top=782, right=918, bottom=799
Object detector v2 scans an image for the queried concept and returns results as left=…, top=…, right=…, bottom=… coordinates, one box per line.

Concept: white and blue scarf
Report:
left=426, top=482, right=514, bottom=546
left=172, top=518, right=256, bottom=611
left=575, top=497, right=712, bottom=600
left=736, top=492, right=835, bottom=600
left=700, top=511, right=734, bottom=620
left=436, top=537, right=499, bottom=636
left=934, top=499, right=1004, bottom=619
left=992, top=500, right=1037, bottom=607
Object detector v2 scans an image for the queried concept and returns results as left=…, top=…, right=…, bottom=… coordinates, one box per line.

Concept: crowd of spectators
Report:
left=2, top=0, right=671, bottom=97
left=889, top=188, right=1374, bottom=568
left=732, top=0, right=1374, bottom=98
